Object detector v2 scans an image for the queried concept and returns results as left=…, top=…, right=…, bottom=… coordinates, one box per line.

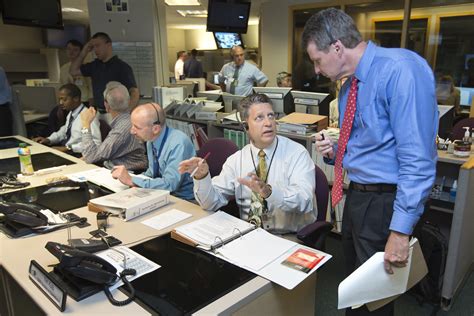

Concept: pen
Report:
left=191, top=152, right=211, bottom=178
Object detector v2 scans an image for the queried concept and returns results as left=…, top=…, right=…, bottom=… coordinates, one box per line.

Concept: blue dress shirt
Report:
left=335, top=41, right=438, bottom=235
left=132, top=126, right=195, bottom=200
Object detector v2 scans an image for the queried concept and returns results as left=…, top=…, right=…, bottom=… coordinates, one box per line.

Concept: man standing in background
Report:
left=174, top=51, right=188, bottom=81
left=60, top=40, right=92, bottom=105
left=70, top=32, right=139, bottom=122
left=0, top=67, right=12, bottom=136
left=184, top=49, right=204, bottom=78
left=219, top=46, right=268, bottom=96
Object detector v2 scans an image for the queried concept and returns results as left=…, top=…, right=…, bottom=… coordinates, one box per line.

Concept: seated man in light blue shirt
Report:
left=219, top=46, right=268, bottom=96
left=111, top=103, right=195, bottom=200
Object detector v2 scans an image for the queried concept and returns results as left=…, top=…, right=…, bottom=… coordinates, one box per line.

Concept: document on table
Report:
left=217, top=228, right=295, bottom=271
left=67, top=167, right=129, bottom=192
left=338, top=238, right=427, bottom=310
left=141, top=209, right=192, bottom=231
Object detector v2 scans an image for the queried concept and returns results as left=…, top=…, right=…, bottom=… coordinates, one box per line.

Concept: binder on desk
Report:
left=171, top=211, right=332, bottom=289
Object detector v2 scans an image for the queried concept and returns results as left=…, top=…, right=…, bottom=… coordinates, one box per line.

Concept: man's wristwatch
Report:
left=81, top=127, right=90, bottom=134
left=261, top=184, right=272, bottom=199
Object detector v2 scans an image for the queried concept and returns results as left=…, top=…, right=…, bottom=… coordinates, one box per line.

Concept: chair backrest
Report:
left=99, top=119, right=111, bottom=141
left=314, top=164, right=329, bottom=222
left=197, top=138, right=238, bottom=177
left=451, top=117, right=474, bottom=140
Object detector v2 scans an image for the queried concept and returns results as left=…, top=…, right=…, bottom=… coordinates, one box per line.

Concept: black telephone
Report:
left=46, top=242, right=136, bottom=306
left=46, top=242, right=118, bottom=285
left=0, top=202, right=48, bottom=237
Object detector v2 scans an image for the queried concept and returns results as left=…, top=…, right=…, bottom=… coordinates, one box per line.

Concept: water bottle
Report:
left=18, top=143, right=34, bottom=175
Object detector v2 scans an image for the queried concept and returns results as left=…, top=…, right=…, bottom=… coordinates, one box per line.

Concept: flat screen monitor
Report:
left=253, top=87, right=294, bottom=114
left=0, top=152, right=75, bottom=174
left=152, top=86, right=185, bottom=109
left=206, top=0, right=251, bottom=33
left=213, top=32, right=244, bottom=49
left=172, top=81, right=198, bottom=98
left=12, top=86, right=58, bottom=114
left=458, top=87, right=474, bottom=106
left=0, top=137, right=31, bottom=150
left=44, top=24, right=88, bottom=48
left=222, top=94, right=245, bottom=112
left=197, top=90, right=223, bottom=102
left=290, top=90, right=330, bottom=115
left=1, top=0, right=63, bottom=29
left=438, top=105, right=454, bottom=139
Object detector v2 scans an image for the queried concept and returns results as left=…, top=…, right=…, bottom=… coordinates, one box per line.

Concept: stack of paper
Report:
left=278, top=112, right=328, bottom=135
left=67, top=167, right=129, bottom=192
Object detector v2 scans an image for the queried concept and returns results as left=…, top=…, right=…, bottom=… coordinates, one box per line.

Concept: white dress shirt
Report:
left=47, top=104, right=101, bottom=153
left=194, top=135, right=317, bottom=233
left=174, top=59, right=184, bottom=80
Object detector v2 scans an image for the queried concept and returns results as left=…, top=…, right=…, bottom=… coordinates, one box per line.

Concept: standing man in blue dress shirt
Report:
left=304, top=8, right=437, bottom=315
left=111, top=103, right=195, bottom=200
left=219, top=46, right=268, bottom=96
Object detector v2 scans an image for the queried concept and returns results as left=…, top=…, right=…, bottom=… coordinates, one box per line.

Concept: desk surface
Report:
left=437, top=149, right=471, bottom=165
left=0, top=137, right=317, bottom=315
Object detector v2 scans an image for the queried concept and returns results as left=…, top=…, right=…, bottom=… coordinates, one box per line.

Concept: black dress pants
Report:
left=0, top=103, right=12, bottom=136
left=342, top=183, right=397, bottom=316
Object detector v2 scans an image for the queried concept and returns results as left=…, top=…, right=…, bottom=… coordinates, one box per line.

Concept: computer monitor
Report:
left=172, top=81, right=198, bottom=98
left=213, top=32, right=244, bottom=49
left=458, top=87, right=474, bottom=107
left=438, top=105, right=454, bottom=139
left=222, top=93, right=245, bottom=112
left=253, top=87, right=294, bottom=114
left=181, top=78, right=206, bottom=92
left=11, top=86, right=57, bottom=114
left=196, top=90, right=223, bottom=102
left=290, top=90, right=330, bottom=115
left=152, top=86, right=185, bottom=109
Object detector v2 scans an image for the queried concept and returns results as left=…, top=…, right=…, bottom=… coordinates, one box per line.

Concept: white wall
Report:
left=0, top=21, right=45, bottom=52
left=167, top=28, right=186, bottom=73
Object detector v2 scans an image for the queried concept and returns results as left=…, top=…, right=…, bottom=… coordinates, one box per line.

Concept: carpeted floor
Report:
left=314, top=234, right=474, bottom=316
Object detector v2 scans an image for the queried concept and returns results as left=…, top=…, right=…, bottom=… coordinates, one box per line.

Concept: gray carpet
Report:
left=315, top=235, right=474, bottom=315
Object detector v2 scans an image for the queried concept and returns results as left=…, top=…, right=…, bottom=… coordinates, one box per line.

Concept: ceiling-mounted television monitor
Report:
left=0, top=0, right=63, bottom=29
left=44, top=24, right=89, bottom=48
left=206, top=0, right=251, bottom=34
left=213, top=32, right=244, bottom=49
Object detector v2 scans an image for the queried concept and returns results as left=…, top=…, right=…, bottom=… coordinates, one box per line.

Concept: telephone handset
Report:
left=46, top=242, right=118, bottom=285
left=46, top=242, right=136, bottom=306
left=0, top=201, right=48, bottom=227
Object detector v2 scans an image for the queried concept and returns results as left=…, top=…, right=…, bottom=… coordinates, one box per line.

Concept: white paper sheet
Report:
left=338, top=239, right=420, bottom=309
left=141, top=209, right=192, bottom=231
left=67, top=167, right=129, bottom=192
left=217, top=228, right=295, bottom=271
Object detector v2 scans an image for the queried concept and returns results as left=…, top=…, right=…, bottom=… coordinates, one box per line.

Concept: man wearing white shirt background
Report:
left=33, top=83, right=101, bottom=153
left=179, top=93, right=317, bottom=233
left=174, top=51, right=187, bottom=81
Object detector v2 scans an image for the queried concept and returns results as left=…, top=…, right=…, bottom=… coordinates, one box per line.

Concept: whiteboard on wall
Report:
left=112, top=42, right=155, bottom=97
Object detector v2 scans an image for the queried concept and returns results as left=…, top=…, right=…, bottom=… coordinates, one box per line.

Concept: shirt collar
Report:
left=354, top=41, right=376, bottom=84
left=110, top=112, right=129, bottom=127
left=152, top=125, right=168, bottom=148
left=249, top=135, right=278, bottom=160
left=69, top=103, right=85, bottom=117
left=233, top=60, right=245, bottom=69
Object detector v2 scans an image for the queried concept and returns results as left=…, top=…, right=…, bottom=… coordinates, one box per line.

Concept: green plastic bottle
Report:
left=18, top=143, right=34, bottom=175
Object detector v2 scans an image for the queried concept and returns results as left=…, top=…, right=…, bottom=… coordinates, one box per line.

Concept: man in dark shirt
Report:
left=70, top=32, right=139, bottom=120
left=184, top=49, right=204, bottom=78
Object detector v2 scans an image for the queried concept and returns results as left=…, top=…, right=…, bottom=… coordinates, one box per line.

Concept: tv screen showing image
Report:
left=1, top=0, right=63, bottom=29
left=44, top=24, right=88, bottom=48
left=213, top=32, right=244, bottom=49
left=207, top=0, right=250, bottom=33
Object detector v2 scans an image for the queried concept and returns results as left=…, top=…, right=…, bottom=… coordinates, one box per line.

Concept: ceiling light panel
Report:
left=165, top=0, right=200, bottom=6
left=177, top=10, right=207, bottom=17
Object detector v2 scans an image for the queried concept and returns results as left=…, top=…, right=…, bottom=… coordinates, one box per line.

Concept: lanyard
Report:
left=250, top=137, right=279, bottom=184
left=153, top=126, right=169, bottom=178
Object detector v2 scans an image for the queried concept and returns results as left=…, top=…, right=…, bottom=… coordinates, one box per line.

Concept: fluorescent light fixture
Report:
left=61, top=7, right=83, bottom=13
left=177, top=10, right=207, bottom=17
left=165, top=0, right=200, bottom=6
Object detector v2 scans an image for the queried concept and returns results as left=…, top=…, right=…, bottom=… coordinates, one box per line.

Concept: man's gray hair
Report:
left=302, top=7, right=362, bottom=52
left=238, top=93, right=273, bottom=121
left=103, top=81, right=129, bottom=112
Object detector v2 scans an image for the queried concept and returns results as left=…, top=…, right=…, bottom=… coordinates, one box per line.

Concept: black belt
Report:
left=351, top=182, right=397, bottom=193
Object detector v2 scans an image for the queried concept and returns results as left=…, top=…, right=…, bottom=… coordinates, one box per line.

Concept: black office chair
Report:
left=297, top=164, right=334, bottom=251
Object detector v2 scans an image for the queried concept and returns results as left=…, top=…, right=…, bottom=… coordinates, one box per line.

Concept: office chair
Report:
left=451, top=117, right=474, bottom=140
left=99, top=120, right=111, bottom=141
left=197, top=137, right=239, bottom=217
left=297, top=164, right=334, bottom=251
left=196, top=138, right=238, bottom=177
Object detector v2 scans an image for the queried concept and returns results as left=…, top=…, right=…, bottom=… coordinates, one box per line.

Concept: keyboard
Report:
left=105, top=249, right=155, bottom=275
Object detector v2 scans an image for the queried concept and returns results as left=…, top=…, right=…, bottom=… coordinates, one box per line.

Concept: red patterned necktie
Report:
left=332, top=76, right=358, bottom=207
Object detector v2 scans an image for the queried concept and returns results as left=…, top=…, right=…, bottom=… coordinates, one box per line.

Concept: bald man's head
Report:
left=130, top=103, right=166, bottom=142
